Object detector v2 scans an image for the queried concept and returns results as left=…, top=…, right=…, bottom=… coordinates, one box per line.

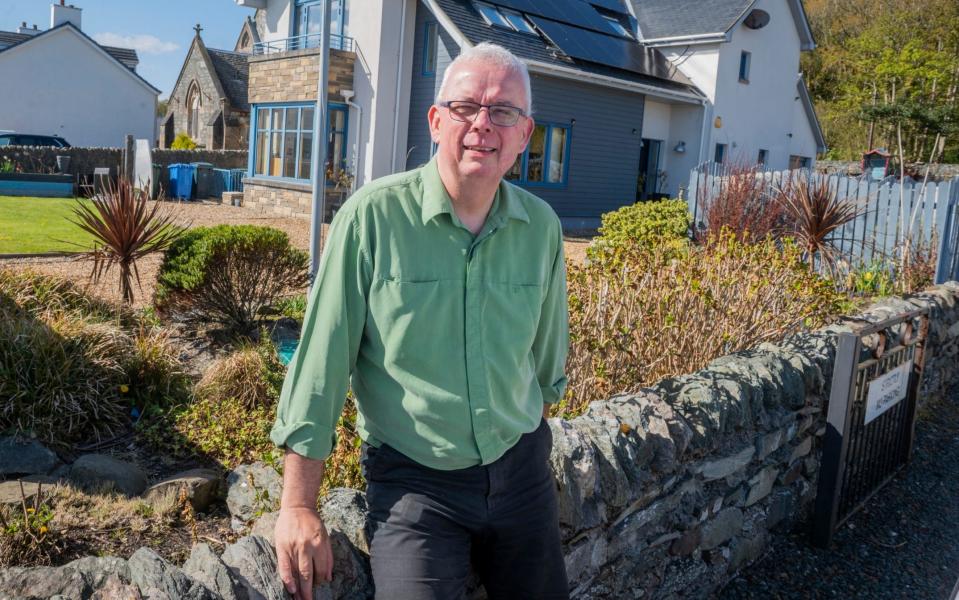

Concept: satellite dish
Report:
left=743, top=9, right=770, bottom=29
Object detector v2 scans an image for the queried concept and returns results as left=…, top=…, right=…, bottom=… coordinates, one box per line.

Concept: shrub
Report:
left=594, top=200, right=691, bottom=253
left=274, top=294, right=308, bottom=324
left=562, top=231, right=844, bottom=417
left=170, top=133, right=197, bottom=150
left=0, top=270, right=186, bottom=446
left=155, top=225, right=309, bottom=335
left=696, top=162, right=788, bottom=241
left=0, top=484, right=63, bottom=567
left=194, top=336, right=285, bottom=410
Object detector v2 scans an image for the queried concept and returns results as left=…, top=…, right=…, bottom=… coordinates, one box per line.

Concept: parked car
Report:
left=0, top=133, right=71, bottom=147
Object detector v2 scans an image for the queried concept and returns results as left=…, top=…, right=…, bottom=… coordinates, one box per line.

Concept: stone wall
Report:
left=0, top=146, right=248, bottom=179
left=816, top=159, right=959, bottom=181
left=247, top=48, right=355, bottom=105
left=241, top=177, right=347, bottom=221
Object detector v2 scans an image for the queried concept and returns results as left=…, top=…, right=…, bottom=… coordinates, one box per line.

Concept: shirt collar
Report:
left=420, top=157, right=531, bottom=226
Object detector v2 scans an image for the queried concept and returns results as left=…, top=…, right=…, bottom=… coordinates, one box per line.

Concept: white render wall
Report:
left=0, top=28, right=156, bottom=147
left=662, top=0, right=820, bottom=169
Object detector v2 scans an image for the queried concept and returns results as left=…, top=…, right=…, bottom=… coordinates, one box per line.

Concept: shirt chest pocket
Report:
left=484, top=282, right=546, bottom=353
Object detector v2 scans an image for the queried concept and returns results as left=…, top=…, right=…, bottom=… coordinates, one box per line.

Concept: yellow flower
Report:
left=38, top=526, right=48, bottom=534
left=120, top=384, right=130, bottom=394
left=26, top=508, right=35, bottom=514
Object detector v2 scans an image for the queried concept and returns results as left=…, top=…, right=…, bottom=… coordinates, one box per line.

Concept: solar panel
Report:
left=528, top=15, right=677, bottom=81
left=486, top=0, right=620, bottom=36
left=583, top=0, right=630, bottom=15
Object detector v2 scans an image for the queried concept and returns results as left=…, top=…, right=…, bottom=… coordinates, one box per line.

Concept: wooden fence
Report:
left=686, top=164, right=959, bottom=285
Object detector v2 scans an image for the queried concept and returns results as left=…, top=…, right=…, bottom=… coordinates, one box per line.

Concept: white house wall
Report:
left=0, top=28, right=156, bottom=147
left=347, top=0, right=417, bottom=182
left=788, top=92, right=818, bottom=161
left=261, top=0, right=294, bottom=43
left=667, top=102, right=707, bottom=197
left=661, top=44, right=720, bottom=104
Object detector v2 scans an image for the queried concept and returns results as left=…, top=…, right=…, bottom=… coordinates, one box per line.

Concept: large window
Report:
left=253, top=103, right=348, bottom=182
left=186, top=82, right=201, bottom=140
left=506, top=123, right=570, bottom=186
left=295, top=0, right=348, bottom=49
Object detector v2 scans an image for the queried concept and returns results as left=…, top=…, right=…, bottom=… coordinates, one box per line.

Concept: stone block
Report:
left=756, top=428, right=785, bottom=460
left=789, top=436, right=813, bottom=462
left=693, top=446, right=755, bottom=481
left=744, top=466, right=779, bottom=507
left=700, top=508, right=743, bottom=550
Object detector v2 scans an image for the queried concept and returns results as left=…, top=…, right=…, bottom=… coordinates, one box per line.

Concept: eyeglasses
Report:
left=439, top=100, right=527, bottom=127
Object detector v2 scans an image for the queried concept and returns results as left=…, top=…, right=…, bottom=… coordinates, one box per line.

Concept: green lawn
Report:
left=0, top=196, right=97, bottom=254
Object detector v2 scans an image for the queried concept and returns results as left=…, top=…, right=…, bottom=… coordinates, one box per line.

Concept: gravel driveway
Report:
left=0, top=200, right=592, bottom=308
left=717, top=390, right=959, bottom=600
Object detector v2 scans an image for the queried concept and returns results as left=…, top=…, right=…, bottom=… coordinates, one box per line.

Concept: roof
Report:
left=631, top=0, right=752, bottom=41
left=207, top=48, right=250, bottom=109
left=432, top=0, right=700, bottom=99
left=0, top=28, right=140, bottom=69
left=797, top=75, right=827, bottom=154
left=628, top=0, right=816, bottom=49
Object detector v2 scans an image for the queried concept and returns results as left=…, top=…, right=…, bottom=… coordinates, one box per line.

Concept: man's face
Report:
left=428, top=60, right=534, bottom=187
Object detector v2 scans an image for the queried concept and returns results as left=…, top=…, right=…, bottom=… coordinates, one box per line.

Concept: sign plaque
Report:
left=864, top=360, right=913, bottom=425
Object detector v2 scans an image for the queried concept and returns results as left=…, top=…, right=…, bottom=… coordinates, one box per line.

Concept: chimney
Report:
left=16, top=22, right=41, bottom=36
left=51, top=1, right=82, bottom=30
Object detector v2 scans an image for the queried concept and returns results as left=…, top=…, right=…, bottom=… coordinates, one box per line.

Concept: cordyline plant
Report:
left=775, top=178, right=865, bottom=277
left=560, top=231, right=844, bottom=418
left=70, top=179, right=182, bottom=304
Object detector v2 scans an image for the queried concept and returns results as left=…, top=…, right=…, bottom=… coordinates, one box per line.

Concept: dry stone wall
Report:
left=0, top=146, right=248, bottom=178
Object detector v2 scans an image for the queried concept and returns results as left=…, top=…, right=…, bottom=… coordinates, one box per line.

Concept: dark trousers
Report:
left=361, top=418, right=569, bottom=600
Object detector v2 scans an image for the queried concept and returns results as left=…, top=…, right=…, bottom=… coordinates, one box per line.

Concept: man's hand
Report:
left=275, top=507, right=333, bottom=600
left=276, top=450, right=330, bottom=599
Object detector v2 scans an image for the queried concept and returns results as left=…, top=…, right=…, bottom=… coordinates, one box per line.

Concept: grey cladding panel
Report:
left=530, top=16, right=674, bottom=80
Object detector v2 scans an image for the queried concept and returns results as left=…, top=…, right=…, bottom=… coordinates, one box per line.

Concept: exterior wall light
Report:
left=673, top=141, right=686, bottom=153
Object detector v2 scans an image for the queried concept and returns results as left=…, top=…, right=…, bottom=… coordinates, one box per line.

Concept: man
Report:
left=272, top=42, right=570, bottom=600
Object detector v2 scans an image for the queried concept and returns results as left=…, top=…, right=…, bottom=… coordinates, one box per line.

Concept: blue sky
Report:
left=0, top=1, right=254, bottom=99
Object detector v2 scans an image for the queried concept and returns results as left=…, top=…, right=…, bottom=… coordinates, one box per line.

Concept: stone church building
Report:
left=161, top=21, right=255, bottom=150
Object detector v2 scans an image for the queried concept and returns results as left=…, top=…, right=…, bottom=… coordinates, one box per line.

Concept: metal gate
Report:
left=812, top=308, right=929, bottom=547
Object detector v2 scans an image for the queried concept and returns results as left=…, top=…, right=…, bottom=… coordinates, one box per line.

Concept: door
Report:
left=637, top=138, right=662, bottom=201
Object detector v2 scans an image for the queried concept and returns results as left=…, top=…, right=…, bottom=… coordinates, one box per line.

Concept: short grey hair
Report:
left=436, top=43, right=532, bottom=114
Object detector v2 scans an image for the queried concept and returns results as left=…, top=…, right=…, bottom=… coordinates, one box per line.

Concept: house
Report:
left=234, top=0, right=824, bottom=227
left=0, top=1, right=160, bottom=148
left=162, top=25, right=252, bottom=150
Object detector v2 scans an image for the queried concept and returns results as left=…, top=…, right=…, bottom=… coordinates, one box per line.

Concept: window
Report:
left=253, top=103, right=348, bottom=182
left=739, top=51, right=751, bottom=83
left=186, top=82, right=201, bottom=140
left=501, top=9, right=536, bottom=34
left=423, top=21, right=438, bottom=75
left=789, top=155, right=811, bottom=170
left=505, top=123, right=570, bottom=186
left=757, top=148, right=768, bottom=165
left=474, top=2, right=511, bottom=29
left=714, top=143, right=727, bottom=164
left=295, top=0, right=348, bottom=49
left=601, top=14, right=631, bottom=37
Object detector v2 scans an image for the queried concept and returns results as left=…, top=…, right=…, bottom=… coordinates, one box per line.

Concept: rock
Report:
left=128, top=547, right=216, bottom=600
left=227, top=463, right=282, bottom=523
left=744, top=466, right=779, bottom=507
left=789, top=436, right=813, bottom=462
left=755, top=428, right=784, bottom=461
left=220, top=535, right=290, bottom=600
left=547, top=418, right=601, bottom=534
left=669, top=526, right=702, bottom=556
left=250, top=511, right=279, bottom=544
left=145, top=469, right=221, bottom=512
left=0, top=436, right=58, bottom=477
left=693, top=446, right=755, bottom=481
left=69, top=454, right=148, bottom=497
left=182, top=543, right=246, bottom=600
left=0, top=557, right=137, bottom=599
left=728, top=532, right=767, bottom=572
left=0, top=476, right=58, bottom=506
left=701, top=508, right=743, bottom=550
left=320, top=488, right=371, bottom=554
left=765, top=488, right=797, bottom=531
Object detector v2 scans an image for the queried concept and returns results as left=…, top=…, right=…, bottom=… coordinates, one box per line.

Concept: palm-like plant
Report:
left=775, top=178, right=865, bottom=277
left=71, top=179, right=183, bottom=304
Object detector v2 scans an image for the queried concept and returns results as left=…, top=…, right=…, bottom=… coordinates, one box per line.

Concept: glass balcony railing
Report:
left=252, top=32, right=353, bottom=55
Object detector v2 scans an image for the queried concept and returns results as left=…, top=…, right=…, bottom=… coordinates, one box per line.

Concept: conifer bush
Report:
left=154, top=225, right=309, bottom=335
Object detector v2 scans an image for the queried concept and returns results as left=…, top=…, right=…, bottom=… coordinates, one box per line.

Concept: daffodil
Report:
left=38, top=526, right=48, bottom=534
left=26, top=508, right=35, bottom=514
left=120, top=384, right=130, bottom=394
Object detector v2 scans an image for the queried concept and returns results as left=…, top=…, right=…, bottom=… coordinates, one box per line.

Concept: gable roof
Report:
left=0, top=27, right=141, bottom=69
left=207, top=48, right=250, bottom=109
left=429, top=0, right=702, bottom=103
left=234, top=16, right=261, bottom=53
left=169, top=34, right=250, bottom=111
left=0, top=23, right=159, bottom=94
left=629, top=0, right=815, bottom=50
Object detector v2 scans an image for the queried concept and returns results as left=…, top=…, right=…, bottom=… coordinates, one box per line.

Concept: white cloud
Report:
left=92, top=32, right=179, bottom=55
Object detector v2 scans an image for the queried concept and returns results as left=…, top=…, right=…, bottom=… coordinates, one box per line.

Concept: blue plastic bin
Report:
left=167, top=163, right=196, bottom=200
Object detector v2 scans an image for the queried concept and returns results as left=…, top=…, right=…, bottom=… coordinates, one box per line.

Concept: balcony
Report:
left=252, top=32, right=353, bottom=55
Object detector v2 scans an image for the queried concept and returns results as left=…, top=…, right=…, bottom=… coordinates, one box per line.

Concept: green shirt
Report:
left=270, top=158, right=569, bottom=471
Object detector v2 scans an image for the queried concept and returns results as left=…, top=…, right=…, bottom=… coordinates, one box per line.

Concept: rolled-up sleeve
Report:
left=270, top=209, right=370, bottom=460
left=531, top=219, right=569, bottom=405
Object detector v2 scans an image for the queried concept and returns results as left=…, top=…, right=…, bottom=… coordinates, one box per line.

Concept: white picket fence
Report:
left=686, top=164, right=959, bottom=284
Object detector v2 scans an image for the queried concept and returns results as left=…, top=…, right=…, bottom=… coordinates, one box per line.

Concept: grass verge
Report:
left=0, top=196, right=96, bottom=254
